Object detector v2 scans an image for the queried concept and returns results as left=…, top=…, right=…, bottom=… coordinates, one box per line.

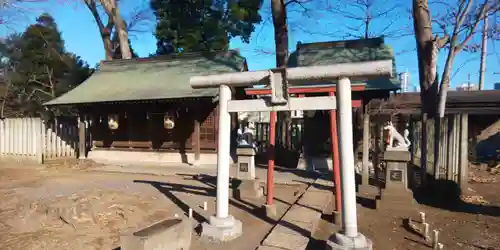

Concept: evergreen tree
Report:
left=151, top=0, right=263, bottom=55
left=0, top=13, right=92, bottom=117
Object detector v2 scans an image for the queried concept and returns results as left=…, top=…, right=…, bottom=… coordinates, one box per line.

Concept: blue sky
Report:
left=1, top=0, right=499, bottom=90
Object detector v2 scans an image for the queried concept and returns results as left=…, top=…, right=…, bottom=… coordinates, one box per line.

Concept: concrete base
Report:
left=326, top=233, right=373, bottom=250
left=263, top=204, right=278, bottom=219
left=234, top=180, right=264, bottom=200
left=120, top=218, right=192, bottom=250
left=201, top=215, right=242, bottom=242
left=88, top=149, right=232, bottom=166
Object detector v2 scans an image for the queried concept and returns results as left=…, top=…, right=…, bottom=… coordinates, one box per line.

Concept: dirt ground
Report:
left=0, top=161, right=309, bottom=250
left=313, top=163, right=500, bottom=250
left=2, top=160, right=500, bottom=250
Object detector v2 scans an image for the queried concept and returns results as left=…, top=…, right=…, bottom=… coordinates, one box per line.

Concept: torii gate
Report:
left=189, top=60, right=392, bottom=249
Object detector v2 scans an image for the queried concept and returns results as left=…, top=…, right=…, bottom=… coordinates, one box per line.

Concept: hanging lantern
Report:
left=164, top=114, right=175, bottom=129
left=108, top=114, right=119, bottom=130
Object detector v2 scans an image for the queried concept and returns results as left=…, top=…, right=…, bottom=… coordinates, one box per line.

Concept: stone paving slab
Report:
left=272, top=223, right=308, bottom=236
left=282, top=204, right=319, bottom=220
left=261, top=227, right=309, bottom=250
left=297, top=191, right=331, bottom=212
left=258, top=175, right=333, bottom=250
left=307, top=178, right=334, bottom=194
left=92, top=164, right=316, bottom=186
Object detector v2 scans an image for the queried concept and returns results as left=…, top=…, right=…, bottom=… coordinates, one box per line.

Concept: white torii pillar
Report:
left=189, top=60, right=392, bottom=246
left=325, top=77, right=373, bottom=249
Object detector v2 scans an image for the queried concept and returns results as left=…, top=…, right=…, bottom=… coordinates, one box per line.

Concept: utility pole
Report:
left=468, top=73, right=471, bottom=90
left=479, top=8, right=488, bottom=90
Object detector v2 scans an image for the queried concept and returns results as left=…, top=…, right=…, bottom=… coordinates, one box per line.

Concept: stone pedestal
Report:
left=234, top=179, right=263, bottom=200
left=234, top=145, right=263, bottom=200
left=383, top=150, right=411, bottom=190
left=236, top=145, right=256, bottom=180
left=201, top=215, right=242, bottom=242
left=379, top=150, right=414, bottom=209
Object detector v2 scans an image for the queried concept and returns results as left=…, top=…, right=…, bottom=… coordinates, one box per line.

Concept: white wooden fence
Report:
left=0, top=117, right=79, bottom=163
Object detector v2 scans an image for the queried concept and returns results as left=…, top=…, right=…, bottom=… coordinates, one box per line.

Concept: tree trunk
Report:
left=271, top=0, right=291, bottom=151
left=114, top=14, right=132, bottom=59
left=413, top=0, right=438, bottom=116
left=437, top=52, right=455, bottom=118
left=84, top=0, right=114, bottom=60
left=271, top=0, right=288, bottom=68
left=103, top=36, right=114, bottom=60
left=412, top=0, right=438, bottom=184
left=433, top=45, right=456, bottom=179
left=100, top=0, right=132, bottom=59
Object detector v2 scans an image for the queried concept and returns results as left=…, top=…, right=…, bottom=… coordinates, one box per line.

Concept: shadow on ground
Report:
left=406, top=163, right=500, bottom=216
left=125, top=174, right=312, bottom=248
left=413, top=179, right=500, bottom=217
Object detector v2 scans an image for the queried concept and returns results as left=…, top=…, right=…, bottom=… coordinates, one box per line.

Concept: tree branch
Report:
left=456, top=2, right=488, bottom=51
left=27, top=88, right=52, bottom=100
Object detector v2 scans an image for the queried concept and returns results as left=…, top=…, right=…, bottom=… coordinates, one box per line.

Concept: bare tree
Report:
left=412, top=0, right=499, bottom=181
left=270, top=0, right=317, bottom=150
left=0, top=0, right=50, bottom=28
left=327, top=0, right=409, bottom=39
left=100, top=0, right=131, bottom=59
left=83, top=0, right=152, bottom=60
left=432, top=0, right=498, bottom=117
left=83, top=0, right=115, bottom=60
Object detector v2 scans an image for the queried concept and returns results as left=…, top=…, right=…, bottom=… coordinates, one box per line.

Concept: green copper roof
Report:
left=288, top=37, right=400, bottom=90
left=45, top=50, right=247, bottom=106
